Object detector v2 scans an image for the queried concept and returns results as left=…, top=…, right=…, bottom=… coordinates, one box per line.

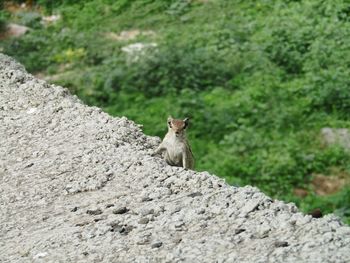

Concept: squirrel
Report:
left=153, top=116, right=194, bottom=170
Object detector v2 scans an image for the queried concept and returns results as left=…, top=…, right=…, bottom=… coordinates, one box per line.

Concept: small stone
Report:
left=136, top=235, right=151, bottom=245
left=200, top=222, right=208, bottom=228
left=105, top=204, right=114, bottom=208
left=24, top=162, right=34, bottom=168
left=6, top=23, right=30, bottom=38
left=141, top=196, right=153, bottom=202
left=289, top=220, right=297, bottom=226
left=19, top=249, right=30, bottom=257
left=197, top=208, right=205, bottom=214
left=235, top=228, right=246, bottom=234
left=109, top=225, right=120, bottom=232
left=27, top=108, right=37, bottom=114
left=174, top=238, right=182, bottom=244
left=71, top=207, right=78, bottom=212
left=188, top=192, right=203, bottom=198
left=308, top=208, right=323, bottom=218
left=172, top=206, right=181, bottom=214
left=151, top=241, right=163, bottom=248
left=75, top=220, right=90, bottom=227
left=140, top=208, right=154, bottom=216
left=107, top=219, right=120, bottom=227
left=113, top=207, right=128, bottom=214
left=138, top=217, right=149, bottom=224
left=86, top=208, right=103, bottom=215
left=94, top=217, right=104, bottom=222
left=240, top=199, right=260, bottom=216
left=119, top=225, right=133, bottom=235
left=33, top=252, right=48, bottom=259
left=175, top=222, right=185, bottom=229
left=275, top=241, right=289, bottom=247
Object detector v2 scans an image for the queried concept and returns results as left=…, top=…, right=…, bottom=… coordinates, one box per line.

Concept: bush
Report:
left=105, top=45, right=240, bottom=96
left=15, top=11, right=42, bottom=28
left=0, top=10, right=8, bottom=33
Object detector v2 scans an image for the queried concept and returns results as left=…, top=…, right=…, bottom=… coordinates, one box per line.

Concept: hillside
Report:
left=1, top=0, right=350, bottom=223
left=1, top=53, right=350, bottom=262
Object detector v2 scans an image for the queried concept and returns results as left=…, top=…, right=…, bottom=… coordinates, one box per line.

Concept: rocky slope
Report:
left=1, top=53, right=350, bottom=262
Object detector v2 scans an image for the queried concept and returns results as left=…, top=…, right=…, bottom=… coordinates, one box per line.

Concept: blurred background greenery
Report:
left=1, top=0, right=350, bottom=224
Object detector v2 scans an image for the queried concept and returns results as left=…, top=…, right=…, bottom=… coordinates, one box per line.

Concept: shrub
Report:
left=106, top=45, right=241, bottom=97
left=15, top=11, right=42, bottom=28
left=0, top=10, right=8, bottom=33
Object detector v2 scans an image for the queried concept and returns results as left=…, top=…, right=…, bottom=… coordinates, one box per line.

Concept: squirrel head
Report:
left=167, top=116, right=190, bottom=138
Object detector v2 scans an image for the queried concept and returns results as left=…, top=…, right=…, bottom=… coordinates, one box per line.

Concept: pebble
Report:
left=86, top=208, right=103, bottom=215
left=75, top=220, right=90, bottom=227
left=141, top=196, right=153, bottom=202
left=235, top=228, right=246, bottom=234
left=274, top=241, right=289, bottom=248
left=197, top=208, right=205, bottom=214
left=188, top=192, right=203, bottom=198
left=138, top=217, right=149, bottom=224
left=151, top=241, right=163, bottom=248
left=174, top=238, right=182, bottom=244
left=113, top=207, right=128, bottom=214
left=33, top=252, right=48, bottom=259
left=136, top=235, right=151, bottom=245
left=140, top=208, right=154, bottom=216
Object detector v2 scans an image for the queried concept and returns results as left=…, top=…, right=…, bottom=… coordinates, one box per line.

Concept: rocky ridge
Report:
left=1, top=53, right=350, bottom=262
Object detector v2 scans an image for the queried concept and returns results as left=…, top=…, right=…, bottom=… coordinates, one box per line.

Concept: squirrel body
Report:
left=154, top=116, right=194, bottom=170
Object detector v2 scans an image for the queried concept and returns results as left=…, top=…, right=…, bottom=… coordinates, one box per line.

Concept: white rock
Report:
left=6, top=23, right=30, bottom=38
left=33, top=252, right=48, bottom=259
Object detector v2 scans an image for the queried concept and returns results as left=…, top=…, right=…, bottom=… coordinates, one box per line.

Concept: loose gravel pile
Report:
left=1, top=53, right=350, bottom=263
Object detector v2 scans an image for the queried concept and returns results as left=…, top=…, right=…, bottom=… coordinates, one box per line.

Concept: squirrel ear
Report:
left=183, top=117, right=190, bottom=128
left=167, top=116, right=173, bottom=127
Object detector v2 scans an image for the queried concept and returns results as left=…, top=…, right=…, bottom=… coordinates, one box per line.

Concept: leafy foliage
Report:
left=0, top=9, right=9, bottom=33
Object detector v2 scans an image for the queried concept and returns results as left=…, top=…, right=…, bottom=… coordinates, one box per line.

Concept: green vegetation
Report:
left=2, top=0, right=350, bottom=224
left=0, top=4, right=8, bottom=32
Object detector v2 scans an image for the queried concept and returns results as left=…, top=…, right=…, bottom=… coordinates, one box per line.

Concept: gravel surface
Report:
left=1, top=53, right=350, bottom=262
